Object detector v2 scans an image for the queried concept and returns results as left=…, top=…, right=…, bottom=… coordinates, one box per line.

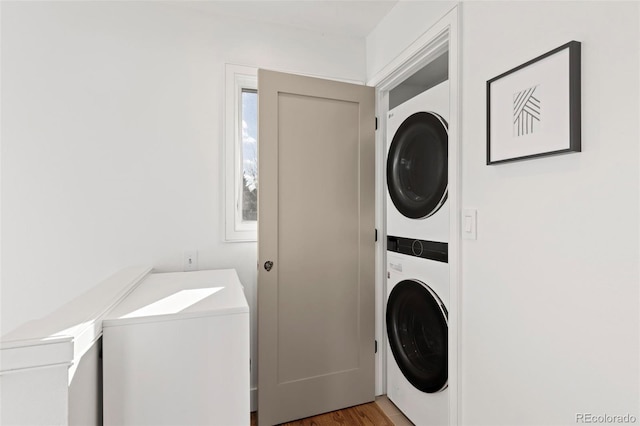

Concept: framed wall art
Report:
left=486, top=40, right=581, bottom=165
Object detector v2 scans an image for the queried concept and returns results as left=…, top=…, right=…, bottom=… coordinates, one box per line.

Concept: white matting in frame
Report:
left=487, top=41, right=581, bottom=165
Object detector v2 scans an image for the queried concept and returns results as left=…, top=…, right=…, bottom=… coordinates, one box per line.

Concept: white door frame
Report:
left=368, top=5, right=461, bottom=425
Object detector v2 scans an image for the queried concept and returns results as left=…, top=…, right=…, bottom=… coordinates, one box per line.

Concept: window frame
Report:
left=225, top=64, right=258, bottom=242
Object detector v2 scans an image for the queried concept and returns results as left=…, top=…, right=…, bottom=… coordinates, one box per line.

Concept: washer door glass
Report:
left=386, top=279, right=448, bottom=393
left=387, top=112, right=448, bottom=219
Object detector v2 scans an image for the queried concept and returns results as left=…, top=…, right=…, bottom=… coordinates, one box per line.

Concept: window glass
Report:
left=241, top=90, right=258, bottom=222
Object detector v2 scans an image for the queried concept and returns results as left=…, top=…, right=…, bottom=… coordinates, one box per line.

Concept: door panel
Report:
left=258, top=70, right=375, bottom=426
left=277, top=93, right=360, bottom=383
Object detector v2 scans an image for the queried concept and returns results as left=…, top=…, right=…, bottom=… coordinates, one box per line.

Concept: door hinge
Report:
left=375, top=117, right=378, bottom=130
left=375, top=340, right=378, bottom=353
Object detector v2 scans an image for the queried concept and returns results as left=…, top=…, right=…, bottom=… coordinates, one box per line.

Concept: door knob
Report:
left=264, top=261, right=274, bottom=272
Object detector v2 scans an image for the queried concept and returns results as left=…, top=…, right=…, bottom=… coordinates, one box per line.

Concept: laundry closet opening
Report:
left=381, top=31, right=455, bottom=426
left=388, top=50, right=448, bottom=110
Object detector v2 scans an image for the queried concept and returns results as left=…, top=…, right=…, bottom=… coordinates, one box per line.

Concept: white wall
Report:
left=0, top=0, right=365, bottom=399
left=366, top=0, right=456, bottom=81
left=461, top=2, right=638, bottom=424
left=368, top=1, right=639, bottom=425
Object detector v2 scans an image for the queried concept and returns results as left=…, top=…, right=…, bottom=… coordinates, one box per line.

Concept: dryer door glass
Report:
left=387, top=112, right=448, bottom=219
left=386, top=279, right=447, bottom=393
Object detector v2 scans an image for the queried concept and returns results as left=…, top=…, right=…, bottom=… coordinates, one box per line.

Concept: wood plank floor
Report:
left=250, top=401, right=394, bottom=426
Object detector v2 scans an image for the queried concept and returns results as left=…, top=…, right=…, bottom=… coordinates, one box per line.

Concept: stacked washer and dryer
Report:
left=385, top=80, right=449, bottom=426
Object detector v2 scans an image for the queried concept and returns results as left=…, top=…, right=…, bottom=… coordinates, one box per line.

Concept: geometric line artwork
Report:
left=513, top=85, right=540, bottom=137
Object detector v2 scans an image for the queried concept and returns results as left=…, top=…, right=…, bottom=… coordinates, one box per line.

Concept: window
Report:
left=225, top=64, right=258, bottom=241
left=241, top=89, right=258, bottom=221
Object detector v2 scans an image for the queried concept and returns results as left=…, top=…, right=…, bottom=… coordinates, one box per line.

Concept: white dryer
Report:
left=386, top=81, right=449, bottom=243
left=386, top=242, right=448, bottom=426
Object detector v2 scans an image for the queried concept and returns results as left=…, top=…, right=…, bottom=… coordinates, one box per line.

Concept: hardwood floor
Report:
left=250, top=401, right=394, bottom=426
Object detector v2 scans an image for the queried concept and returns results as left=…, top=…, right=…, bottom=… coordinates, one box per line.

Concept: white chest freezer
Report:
left=102, top=269, right=250, bottom=426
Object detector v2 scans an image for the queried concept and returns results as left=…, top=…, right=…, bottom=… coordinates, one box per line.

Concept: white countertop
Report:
left=103, top=269, right=248, bottom=327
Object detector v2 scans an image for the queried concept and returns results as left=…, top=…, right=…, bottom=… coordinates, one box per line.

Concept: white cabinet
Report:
left=102, top=269, right=250, bottom=426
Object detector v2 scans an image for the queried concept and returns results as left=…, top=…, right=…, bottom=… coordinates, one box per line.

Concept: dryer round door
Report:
left=386, top=279, right=448, bottom=393
left=387, top=112, right=448, bottom=219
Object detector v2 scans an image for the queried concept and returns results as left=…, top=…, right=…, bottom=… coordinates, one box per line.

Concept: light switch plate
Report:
left=462, top=209, right=477, bottom=240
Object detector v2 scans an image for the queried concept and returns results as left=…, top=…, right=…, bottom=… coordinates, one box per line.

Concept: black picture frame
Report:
left=486, top=41, right=581, bottom=165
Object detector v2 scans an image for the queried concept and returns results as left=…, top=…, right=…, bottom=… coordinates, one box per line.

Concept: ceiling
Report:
left=174, top=1, right=399, bottom=38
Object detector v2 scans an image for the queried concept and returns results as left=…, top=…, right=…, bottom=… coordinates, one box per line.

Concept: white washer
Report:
left=386, top=81, right=449, bottom=243
left=386, top=249, right=448, bottom=426
left=103, top=270, right=250, bottom=426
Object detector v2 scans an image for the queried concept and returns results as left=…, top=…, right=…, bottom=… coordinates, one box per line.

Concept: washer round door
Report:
left=387, top=112, right=448, bottom=219
left=386, top=279, right=448, bottom=393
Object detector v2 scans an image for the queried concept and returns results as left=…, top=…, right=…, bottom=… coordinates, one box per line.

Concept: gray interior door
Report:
left=257, top=69, right=375, bottom=426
